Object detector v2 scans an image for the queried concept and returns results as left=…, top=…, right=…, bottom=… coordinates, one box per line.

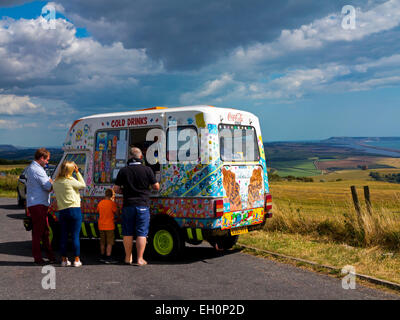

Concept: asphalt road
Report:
left=0, top=197, right=399, bottom=300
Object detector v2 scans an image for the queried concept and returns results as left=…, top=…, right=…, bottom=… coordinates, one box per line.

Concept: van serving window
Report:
left=218, top=124, right=260, bottom=162
left=129, top=127, right=161, bottom=173
left=94, top=129, right=127, bottom=184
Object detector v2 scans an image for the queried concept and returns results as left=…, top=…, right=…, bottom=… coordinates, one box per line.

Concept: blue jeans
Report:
left=59, top=207, right=82, bottom=257
left=122, top=206, right=150, bottom=237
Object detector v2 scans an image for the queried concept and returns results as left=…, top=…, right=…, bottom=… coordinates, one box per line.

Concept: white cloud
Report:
left=46, top=2, right=66, bottom=14
left=245, top=52, right=400, bottom=100
left=180, top=73, right=235, bottom=103
left=248, top=65, right=351, bottom=100
left=0, top=94, right=44, bottom=115
left=231, top=0, right=400, bottom=64
left=196, top=74, right=234, bottom=97
left=0, top=16, right=163, bottom=88
left=0, top=119, right=38, bottom=129
left=331, top=75, right=400, bottom=92
left=189, top=51, right=400, bottom=103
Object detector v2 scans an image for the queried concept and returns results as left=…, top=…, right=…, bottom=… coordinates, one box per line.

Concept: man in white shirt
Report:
left=25, top=148, right=56, bottom=265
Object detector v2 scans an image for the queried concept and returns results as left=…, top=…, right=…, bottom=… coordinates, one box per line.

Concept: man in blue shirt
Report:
left=25, top=148, right=56, bottom=265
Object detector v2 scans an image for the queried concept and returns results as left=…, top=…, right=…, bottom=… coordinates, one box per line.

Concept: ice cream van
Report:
left=46, top=105, right=273, bottom=259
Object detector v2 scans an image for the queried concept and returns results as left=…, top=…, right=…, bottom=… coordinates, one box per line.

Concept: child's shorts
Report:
left=100, top=230, right=115, bottom=246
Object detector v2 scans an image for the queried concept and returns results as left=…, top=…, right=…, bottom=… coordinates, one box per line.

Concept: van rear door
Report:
left=218, top=124, right=264, bottom=212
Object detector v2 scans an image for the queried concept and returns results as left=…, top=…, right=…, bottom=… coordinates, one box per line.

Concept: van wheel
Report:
left=208, top=235, right=239, bottom=251
left=148, top=222, right=185, bottom=260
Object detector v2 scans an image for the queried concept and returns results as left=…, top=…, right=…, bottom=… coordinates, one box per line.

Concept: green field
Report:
left=0, top=165, right=23, bottom=198
left=270, top=160, right=321, bottom=177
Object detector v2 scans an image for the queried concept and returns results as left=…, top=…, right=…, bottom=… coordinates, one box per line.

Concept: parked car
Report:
left=17, top=164, right=56, bottom=207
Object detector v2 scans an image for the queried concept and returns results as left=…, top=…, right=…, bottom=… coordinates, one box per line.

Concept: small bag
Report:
left=23, top=217, right=32, bottom=231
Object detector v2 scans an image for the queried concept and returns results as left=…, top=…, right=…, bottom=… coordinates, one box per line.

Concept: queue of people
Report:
left=25, top=147, right=159, bottom=267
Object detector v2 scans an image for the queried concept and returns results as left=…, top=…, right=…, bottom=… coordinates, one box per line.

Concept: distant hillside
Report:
left=0, top=145, right=63, bottom=163
left=323, top=137, right=400, bottom=143
left=0, top=145, right=19, bottom=152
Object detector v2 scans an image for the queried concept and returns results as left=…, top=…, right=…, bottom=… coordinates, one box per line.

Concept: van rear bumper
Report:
left=203, top=220, right=266, bottom=238
left=182, top=211, right=269, bottom=241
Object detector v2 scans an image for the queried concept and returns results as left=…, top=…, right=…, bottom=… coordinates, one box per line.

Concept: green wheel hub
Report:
left=153, top=230, right=174, bottom=256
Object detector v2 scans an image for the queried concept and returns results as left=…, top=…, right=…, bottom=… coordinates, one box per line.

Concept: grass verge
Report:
left=238, top=230, right=400, bottom=291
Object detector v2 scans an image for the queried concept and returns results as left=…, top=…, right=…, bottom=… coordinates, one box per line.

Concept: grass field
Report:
left=270, top=174, right=400, bottom=217
left=241, top=172, right=400, bottom=286
left=270, top=160, right=322, bottom=177
left=271, top=156, right=400, bottom=178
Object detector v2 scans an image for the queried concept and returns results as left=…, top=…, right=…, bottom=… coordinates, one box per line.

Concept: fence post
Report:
left=350, top=186, right=361, bottom=215
left=364, top=186, right=372, bottom=215
left=351, top=185, right=364, bottom=230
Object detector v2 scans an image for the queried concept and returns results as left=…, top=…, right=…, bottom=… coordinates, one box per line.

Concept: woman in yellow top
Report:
left=53, top=161, right=86, bottom=267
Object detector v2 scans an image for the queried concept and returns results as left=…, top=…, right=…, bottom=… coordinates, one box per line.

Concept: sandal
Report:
left=132, top=261, right=147, bottom=266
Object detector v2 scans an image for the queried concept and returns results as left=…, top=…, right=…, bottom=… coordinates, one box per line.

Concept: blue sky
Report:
left=0, top=0, right=399, bottom=147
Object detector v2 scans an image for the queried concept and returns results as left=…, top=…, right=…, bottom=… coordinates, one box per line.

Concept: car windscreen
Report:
left=55, top=153, right=86, bottom=179
left=218, top=124, right=260, bottom=162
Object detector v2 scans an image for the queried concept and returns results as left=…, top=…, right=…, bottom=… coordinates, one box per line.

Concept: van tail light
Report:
left=265, top=193, right=272, bottom=212
left=25, top=206, right=30, bottom=217
left=214, top=199, right=224, bottom=218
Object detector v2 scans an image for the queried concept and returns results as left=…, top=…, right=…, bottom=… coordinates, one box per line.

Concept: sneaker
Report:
left=73, top=260, right=82, bottom=267
left=99, top=255, right=107, bottom=263
left=61, top=259, right=71, bottom=267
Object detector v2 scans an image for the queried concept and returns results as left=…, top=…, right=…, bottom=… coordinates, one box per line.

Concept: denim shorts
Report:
left=122, top=206, right=150, bottom=237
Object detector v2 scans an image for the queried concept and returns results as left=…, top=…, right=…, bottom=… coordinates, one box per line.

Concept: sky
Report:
left=0, top=0, right=399, bottom=147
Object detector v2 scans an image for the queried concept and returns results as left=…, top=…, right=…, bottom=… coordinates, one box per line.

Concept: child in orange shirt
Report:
left=97, top=188, right=118, bottom=264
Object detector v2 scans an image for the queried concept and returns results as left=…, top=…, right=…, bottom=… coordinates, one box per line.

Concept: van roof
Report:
left=79, top=105, right=254, bottom=120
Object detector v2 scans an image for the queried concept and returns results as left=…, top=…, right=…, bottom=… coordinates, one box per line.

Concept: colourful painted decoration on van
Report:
left=174, top=207, right=265, bottom=230
left=221, top=207, right=264, bottom=229
left=54, top=106, right=271, bottom=235
left=160, top=160, right=224, bottom=197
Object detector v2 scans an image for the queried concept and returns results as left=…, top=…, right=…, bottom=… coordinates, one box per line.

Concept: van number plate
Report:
left=230, top=227, right=248, bottom=236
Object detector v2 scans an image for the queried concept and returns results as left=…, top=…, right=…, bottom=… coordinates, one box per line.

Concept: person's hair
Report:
left=129, top=147, right=142, bottom=159
left=34, top=148, right=50, bottom=160
left=56, top=161, right=75, bottom=180
left=105, top=188, right=114, bottom=198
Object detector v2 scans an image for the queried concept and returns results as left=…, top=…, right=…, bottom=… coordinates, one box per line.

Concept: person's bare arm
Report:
left=71, top=165, right=86, bottom=189
left=152, top=182, right=160, bottom=191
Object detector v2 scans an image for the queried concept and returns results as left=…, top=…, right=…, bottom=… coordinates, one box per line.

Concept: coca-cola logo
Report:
left=227, top=112, right=243, bottom=123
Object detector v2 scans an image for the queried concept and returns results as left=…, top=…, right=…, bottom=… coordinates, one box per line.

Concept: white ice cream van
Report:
left=45, top=105, right=272, bottom=259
